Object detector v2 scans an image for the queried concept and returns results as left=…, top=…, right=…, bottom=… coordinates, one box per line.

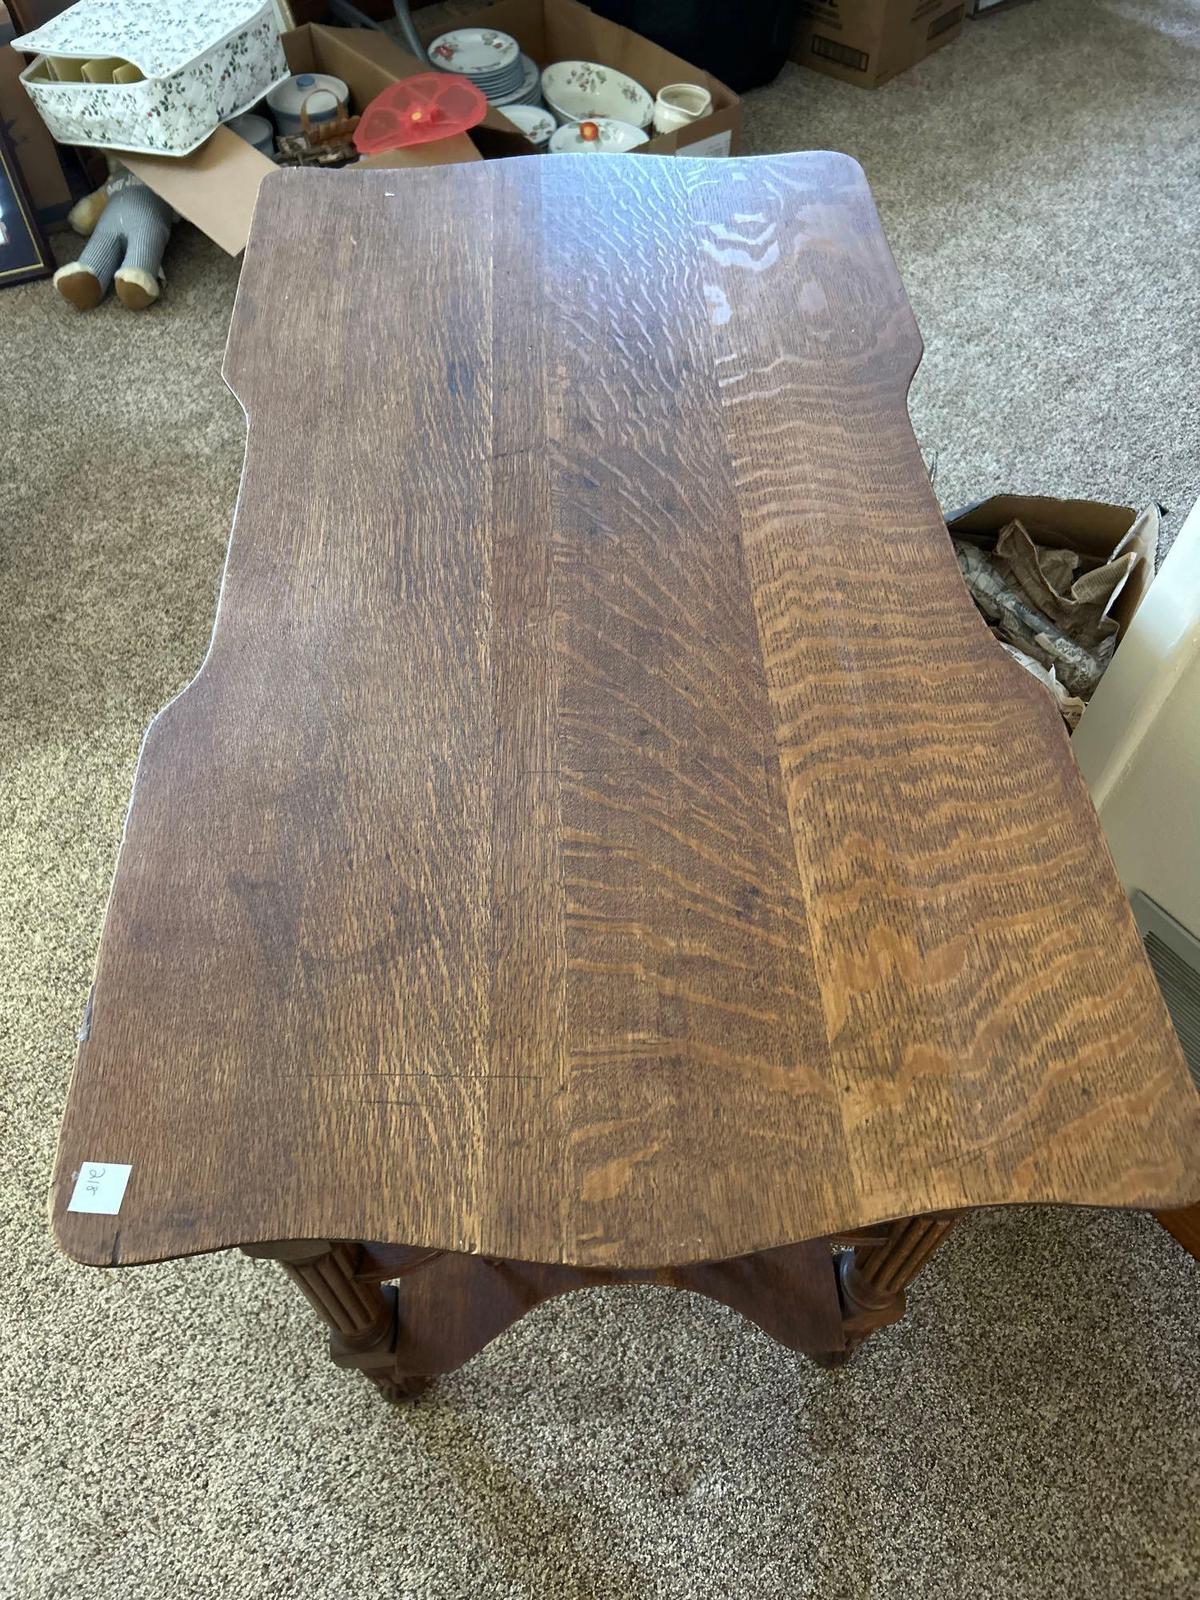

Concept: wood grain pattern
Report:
left=51, top=155, right=1200, bottom=1271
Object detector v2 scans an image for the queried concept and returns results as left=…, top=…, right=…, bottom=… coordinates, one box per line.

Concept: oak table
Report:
left=51, top=155, right=1200, bottom=1400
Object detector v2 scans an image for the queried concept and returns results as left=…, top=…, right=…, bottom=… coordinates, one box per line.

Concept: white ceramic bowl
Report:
left=500, top=104, right=557, bottom=146
left=548, top=117, right=649, bottom=154
left=541, top=60, right=653, bottom=129
left=226, top=111, right=274, bottom=156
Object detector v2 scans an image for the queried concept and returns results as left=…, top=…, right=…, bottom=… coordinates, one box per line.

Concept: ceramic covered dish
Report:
left=266, top=72, right=349, bottom=135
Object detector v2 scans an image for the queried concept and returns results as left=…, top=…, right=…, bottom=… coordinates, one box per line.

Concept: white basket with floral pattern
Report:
left=12, top=0, right=288, bottom=158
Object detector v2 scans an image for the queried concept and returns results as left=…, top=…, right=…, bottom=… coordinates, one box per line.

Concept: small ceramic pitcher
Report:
left=652, top=82, right=713, bottom=137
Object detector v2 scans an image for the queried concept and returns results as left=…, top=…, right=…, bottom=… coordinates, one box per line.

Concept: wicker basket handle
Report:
left=299, top=88, right=349, bottom=140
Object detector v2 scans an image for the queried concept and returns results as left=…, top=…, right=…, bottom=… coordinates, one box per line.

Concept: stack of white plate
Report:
left=428, top=28, right=542, bottom=108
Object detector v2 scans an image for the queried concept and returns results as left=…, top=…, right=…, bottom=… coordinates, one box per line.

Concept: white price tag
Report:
left=679, top=130, right=733, bottom=159
left=68, top=1161, right=132, bottom=1215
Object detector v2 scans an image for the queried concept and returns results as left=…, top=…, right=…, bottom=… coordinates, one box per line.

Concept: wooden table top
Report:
left=52, top=154, right=1200, bottom=1270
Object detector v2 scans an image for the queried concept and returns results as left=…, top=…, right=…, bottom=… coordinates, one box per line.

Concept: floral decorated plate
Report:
left=548, top=117, right=650, bottom=154
left=500, top=104, right=557, bottom=145
left=541, top=60, right=653, bottom=129
left=428, top=28, right=520, bottom=77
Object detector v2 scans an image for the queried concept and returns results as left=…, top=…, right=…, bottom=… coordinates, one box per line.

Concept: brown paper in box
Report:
left=945, top=495, right=1159, bottom=638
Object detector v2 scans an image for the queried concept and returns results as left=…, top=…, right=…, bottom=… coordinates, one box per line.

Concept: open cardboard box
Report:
left=426, top=0, right=741, bottom=158
left=123, top=25, right=483, bottom=256
left=946, top=495, right=1158, bottom=638
left=120, top=1, right=739, bottom=257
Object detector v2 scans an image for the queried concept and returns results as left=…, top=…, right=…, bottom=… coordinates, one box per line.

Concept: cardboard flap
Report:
left=299, top=22, right=424, bottom=102
left=947, top=496, right=1138, bottom=559
left=125, top=125, right=271, bottom=257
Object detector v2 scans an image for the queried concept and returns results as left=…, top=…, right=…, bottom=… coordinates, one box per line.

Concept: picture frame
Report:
left=0, top=118, right=54, bottom=288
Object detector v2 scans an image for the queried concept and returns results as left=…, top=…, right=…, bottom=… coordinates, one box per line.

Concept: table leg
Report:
left=243, top=1240, right=424, bottom=1401
left=832, top=1211, right=962, bottom=1359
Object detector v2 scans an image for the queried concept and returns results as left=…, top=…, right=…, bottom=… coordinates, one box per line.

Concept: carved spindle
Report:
left=836, top=1212, right=961, bottom=1354
left=243, top=1240, right=415, bottom=1398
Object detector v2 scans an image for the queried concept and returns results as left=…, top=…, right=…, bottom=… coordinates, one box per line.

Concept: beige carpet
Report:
left=3, top=2, right=1199, bottom=1596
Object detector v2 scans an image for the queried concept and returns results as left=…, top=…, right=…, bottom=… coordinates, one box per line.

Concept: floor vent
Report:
left=1133, top=892, right=1200, bottom=1089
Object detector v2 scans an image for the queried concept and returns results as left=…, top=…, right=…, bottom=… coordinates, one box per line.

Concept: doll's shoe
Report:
left=114, top=267, right=160, bottom=310
left=53, top=263, right=104, bottom=311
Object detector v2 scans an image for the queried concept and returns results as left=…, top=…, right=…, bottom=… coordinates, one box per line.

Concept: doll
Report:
left=54, top=166, right=175, bottom=311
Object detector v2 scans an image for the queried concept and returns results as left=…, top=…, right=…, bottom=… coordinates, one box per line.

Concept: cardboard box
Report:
left=5, top=0, right=66, bottom=28
left=945, top=496, right=1157, bottom=639
left=124, top=25, right=484, bottom=256
left=92, top=2, right=740, bottom=257
left=424, top=0, right=742, bottom=158
left=792, top=0, right=963, bottom=89
left=966, top=0, right=1032, bottom=15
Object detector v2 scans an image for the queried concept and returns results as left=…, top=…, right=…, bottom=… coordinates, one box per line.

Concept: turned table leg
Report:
left=831, top=1211, right=962, bottom=1360
left=243, top=1240, right=425, bottom=1401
